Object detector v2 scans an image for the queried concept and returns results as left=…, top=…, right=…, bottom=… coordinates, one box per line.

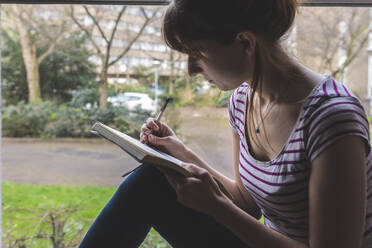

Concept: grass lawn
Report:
left=3, top=182, right=265, bottom=248
left=2, top=182, right=171, bottom=248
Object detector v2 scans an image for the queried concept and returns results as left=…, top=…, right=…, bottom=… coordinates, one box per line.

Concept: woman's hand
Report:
left=140, top=117, right=188, bottom=161
left=158, top=163, right=231, bottom=216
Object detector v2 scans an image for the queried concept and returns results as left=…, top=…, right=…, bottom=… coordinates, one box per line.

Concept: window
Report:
left=1, top=2, right=371, bottom=248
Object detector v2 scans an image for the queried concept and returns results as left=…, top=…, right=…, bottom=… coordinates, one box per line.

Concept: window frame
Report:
left=303, top=0, right=372, bottom=7
left=0, top=0, right=372, bottom=7
left=0, top=1, right=371, bottom=247
left=0, top=0, right=170, bottom=5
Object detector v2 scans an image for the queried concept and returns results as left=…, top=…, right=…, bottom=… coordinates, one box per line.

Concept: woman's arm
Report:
left=210, top=135, right=367, bottom=248
left=183, top=130, right=261, bottom=218
left=142, top=117, right=261, bottom=218
left=308, top=135, right=366, bottom=247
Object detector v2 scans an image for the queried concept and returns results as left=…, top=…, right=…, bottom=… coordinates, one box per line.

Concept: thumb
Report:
left=148, top=134, right=171, bottom=147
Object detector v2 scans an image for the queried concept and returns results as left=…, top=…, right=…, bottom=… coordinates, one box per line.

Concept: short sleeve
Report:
left=305, top=96, right=371, bottom=162
left=228, top=90, right=239, bottom=135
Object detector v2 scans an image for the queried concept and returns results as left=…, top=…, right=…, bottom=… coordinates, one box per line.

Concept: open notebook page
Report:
left=101, top=123, right=184, bottom=166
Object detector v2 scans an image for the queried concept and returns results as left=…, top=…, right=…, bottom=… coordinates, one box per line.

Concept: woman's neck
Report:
left=254, top=49, right=319, bottom=107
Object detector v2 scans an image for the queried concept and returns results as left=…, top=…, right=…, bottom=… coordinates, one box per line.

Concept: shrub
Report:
left=123, top=83, right=151, bottom=94
left=87, top=106, right=144, bottom=138
left=158, top=93, right=181, bottom=108
left=69, top=88, right=99, bottom=108
left=44, top=106, right=91, bottom=138
left=215, top=90, right=233, bottom=108
left=2, top=101, right=56, bottom=137
left=2, top=101, right=144, bottom=138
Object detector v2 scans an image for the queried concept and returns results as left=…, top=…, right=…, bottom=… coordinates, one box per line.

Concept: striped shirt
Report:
left=228, top=75, right=372, bottom=246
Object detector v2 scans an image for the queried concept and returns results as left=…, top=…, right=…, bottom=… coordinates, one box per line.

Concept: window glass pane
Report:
left=294, top=6, right=372, bottom=113
left=1, top=3, right=372, bottom=248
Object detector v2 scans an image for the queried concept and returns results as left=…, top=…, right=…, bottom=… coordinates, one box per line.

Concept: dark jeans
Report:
left=79, top=164, right=248, bottom=248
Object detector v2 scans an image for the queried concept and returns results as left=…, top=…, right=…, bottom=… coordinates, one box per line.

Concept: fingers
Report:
left=140, top=117, right=171, bottom=143
left=159, top=168, right=185, bottom=189
left=140, top=118, right=160, bottom=144
left=140, top=117, right=177, bottom=145
left=140, top=119, right=158, bottom=143
left=139, top=132, right=148, bottom=144
left=182, top=163, right=210, bottom=179
left=145, top=118, right=174, bottom=136
left=140, top=123, right=151, bottom=143
left=146, top=118, right=159, bottom=132
left=148, top=135, right=171, bottom=146
left=160, top=168, right=198, bottom=192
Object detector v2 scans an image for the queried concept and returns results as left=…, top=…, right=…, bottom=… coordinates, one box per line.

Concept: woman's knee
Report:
left=118, top=164, right=170, bottom=192
left=116, top=164, right=177, bottom=207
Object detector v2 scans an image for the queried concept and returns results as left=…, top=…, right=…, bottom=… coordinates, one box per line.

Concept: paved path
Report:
left=2, top=107, right=234, bottom=187
left=2, top=138, right=137, bottom=187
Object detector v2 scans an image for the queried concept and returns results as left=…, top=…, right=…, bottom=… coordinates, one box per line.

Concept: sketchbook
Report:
left=90, top=122, right=233, bottom=200
left=91, top=122, right=192, bottom=176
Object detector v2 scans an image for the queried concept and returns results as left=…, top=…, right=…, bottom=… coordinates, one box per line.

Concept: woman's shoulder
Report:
left=229, top=82, right=251, bottom=108
left=301, top=77, right=371, bottom=161
left=228, top=83, right=250, bottom=135
left=311, top=75, right=357, bottom=99
left=302, top=76, right=365, bottom=118
left=234, top=82, right=251, bottom=97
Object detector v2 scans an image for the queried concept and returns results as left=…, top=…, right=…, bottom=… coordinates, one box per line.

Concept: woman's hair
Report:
left=162, top=0, right=302, bottom=152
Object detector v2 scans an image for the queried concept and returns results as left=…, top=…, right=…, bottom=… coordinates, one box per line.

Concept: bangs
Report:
left=162, top=3, right=237, bottom=57
left=162, top=4, right=204, bottom=57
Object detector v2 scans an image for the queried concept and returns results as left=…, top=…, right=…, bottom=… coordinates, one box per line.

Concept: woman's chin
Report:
left=216, top=84, right=237, bottom=91
left=211, top=80, right=244, bottom=91
left=214, top=80, right=247, bottom=91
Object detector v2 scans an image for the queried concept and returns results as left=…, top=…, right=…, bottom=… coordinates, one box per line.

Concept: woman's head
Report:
left=162, top=0, right=302, bottom=151
left=162, top=0, right=300, bottom=90
left=163, top=0, right=299, bottom=56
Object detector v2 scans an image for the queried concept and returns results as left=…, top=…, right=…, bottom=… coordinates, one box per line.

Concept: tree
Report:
left=1, top=28, right=96, bottom=105
left=2, top=5, right=79, bottom=102
left=143, top=49, right=187, bottom=95
left=1, top=29, right=27, bottom=105
left=298, top=8, right=372, bottom=81
left=69, top=6, right=160, bottom=108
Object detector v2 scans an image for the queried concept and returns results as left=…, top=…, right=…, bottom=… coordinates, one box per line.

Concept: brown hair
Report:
left=162, top=0, right=302, bottom=152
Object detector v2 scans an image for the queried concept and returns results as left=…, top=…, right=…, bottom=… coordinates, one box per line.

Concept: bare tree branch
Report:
left=108, top=6, right=127, bottom=45
left=55, top=48, right=94, bottom=70
left=83, top=6, right=109, bottom=44
left=108, top=8, right=160, bottom=66
left=68, top=6, right=103, bottom=58
left=302, top=8, right=370, bottom=80
left=333, top=25, right=371, bottom=77
left=140, top=6, right=149, bottom=20
left=37, top=28, right=78, bottom=65
left=105, top=6, right=127, bottom=67
left=140, top=49, right=186, bottom=75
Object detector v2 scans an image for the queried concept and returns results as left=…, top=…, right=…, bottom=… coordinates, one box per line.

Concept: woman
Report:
left=80, top=0, right=372, bottom=247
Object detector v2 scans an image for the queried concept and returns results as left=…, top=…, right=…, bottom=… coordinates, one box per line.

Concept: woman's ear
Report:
left=236, top=31, right=256, bottom=57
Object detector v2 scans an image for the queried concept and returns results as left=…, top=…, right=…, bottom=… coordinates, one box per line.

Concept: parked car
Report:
left=108, top=92, right=156, bottom=113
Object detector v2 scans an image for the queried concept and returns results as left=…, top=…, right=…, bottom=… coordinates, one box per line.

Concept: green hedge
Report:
left=2, top=101, right=149, bottom=138
left=215, top=90, right=233, bottom=108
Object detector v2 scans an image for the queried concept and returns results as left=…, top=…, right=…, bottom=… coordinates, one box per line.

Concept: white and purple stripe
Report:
left=228, top=76, right=372, bottom=247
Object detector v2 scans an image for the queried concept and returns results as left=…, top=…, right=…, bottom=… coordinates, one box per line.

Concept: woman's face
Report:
left=187, top=37, right=255, bottom=91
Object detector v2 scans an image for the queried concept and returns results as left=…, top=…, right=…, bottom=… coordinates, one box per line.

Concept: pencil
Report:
left=155, top=97, right=172, bottom=123
left=121, top=97, right=172, bottom=178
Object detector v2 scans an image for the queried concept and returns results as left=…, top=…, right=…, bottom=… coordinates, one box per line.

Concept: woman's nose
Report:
left=188, top=56, right=203, bottom=77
